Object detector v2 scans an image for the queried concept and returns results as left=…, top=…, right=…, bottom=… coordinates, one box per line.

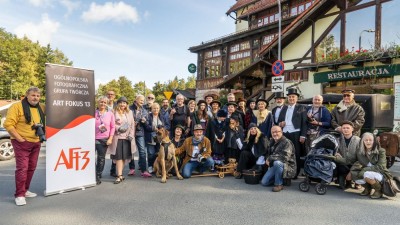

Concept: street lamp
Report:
left=359, top=29, right=375, bottom=51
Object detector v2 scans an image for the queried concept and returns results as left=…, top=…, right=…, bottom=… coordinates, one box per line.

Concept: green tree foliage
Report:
left=97, top=76, right=137, bottom=103
left=0, top=28, right=72, bottom=100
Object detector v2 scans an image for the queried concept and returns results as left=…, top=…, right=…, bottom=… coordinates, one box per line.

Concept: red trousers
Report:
left=11, top=140, right=41, bottom=197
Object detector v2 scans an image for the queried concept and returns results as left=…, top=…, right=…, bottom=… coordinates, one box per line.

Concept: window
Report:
left=230, top=44, right=239, bottom=53
left=290, top=7, right=297, bottom=16
left=263, top=34, right=277, bottom=45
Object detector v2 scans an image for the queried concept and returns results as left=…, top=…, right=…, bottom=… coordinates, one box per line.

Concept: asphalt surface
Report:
left=1, top=150, right=400, bottom=225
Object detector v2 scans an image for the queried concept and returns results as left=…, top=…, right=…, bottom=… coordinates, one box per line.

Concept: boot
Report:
left=370, top=182, right=382, bottom=199
left=338, top=176, right=345, bottom=189
left=360, top=183, right=371, bottom=196
left=96, top=175, right=101, bottom=185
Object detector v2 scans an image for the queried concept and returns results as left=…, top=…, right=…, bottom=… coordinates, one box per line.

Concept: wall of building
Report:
left=282, top=6, right=340, bottom=70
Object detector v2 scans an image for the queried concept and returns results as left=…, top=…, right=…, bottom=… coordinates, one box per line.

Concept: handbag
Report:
left=382, top=174, right=400, bottom=197
left=118, top=122, right=129, bottom=133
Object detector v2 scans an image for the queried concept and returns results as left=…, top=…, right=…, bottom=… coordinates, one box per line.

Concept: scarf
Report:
left=22, top=97, right=45, bottom=128
left=254, top=109, right=270, bottom=125
left=192, top=135, right=204, bottom=146
left=336, top=100, right=355, bottom=113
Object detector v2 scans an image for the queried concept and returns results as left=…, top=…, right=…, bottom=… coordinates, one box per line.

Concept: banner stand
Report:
left=44, top=183, right=96, bottom=197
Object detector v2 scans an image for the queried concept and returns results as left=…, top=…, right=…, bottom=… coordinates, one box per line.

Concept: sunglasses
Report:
left=343, top=94, right=351, bottom=97
left=148, top=97, right=154, bottom=99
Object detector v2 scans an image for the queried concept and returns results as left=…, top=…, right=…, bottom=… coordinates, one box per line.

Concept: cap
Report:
left=117, top=96, right=128, bottom=104
left=193, top=124, right=204, bottom=131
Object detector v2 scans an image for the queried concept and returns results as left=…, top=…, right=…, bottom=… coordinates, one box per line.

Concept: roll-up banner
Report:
left=45, top=63, right=95, bottom=196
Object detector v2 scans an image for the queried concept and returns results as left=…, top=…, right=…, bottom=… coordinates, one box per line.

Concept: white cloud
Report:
left=14, top=14, right=60, bottom=46
left=143, top=10, right=150, bottom=20
left=60, top=0, right=80, bottom=17
left=82, top=1, right=139, bottom=24
left=28, top=0, right=52, bottom=7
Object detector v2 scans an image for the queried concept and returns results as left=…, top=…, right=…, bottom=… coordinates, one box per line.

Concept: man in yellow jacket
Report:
left=175, top=124, right=214, bottom=178
left=4, top=87, right=45, bottom=206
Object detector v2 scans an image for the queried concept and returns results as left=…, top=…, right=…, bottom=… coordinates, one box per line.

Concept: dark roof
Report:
left=238, top=0, right=277, bottom=19
left=226, top=0, right=259, bottom=14
left=173, top=89, right=196, bottom=100
left=298, top=94, right=373, bottom=105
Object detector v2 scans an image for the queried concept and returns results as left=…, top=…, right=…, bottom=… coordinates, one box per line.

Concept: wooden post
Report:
left=375, top=0, right=382, bottom=50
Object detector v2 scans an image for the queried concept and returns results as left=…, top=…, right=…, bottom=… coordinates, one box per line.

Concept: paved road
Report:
left=1, top=151, right=400, bottom=225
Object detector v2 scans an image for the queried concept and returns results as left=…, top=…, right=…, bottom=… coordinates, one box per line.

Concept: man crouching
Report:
left=261, top=125, right=296, bottom=192
left=175, top=124, right=214, bottom=178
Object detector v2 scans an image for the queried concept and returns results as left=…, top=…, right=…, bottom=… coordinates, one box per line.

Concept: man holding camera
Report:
left=175, top=124, right=214, bottom=178
left=4, top=87, right=45, bottom=206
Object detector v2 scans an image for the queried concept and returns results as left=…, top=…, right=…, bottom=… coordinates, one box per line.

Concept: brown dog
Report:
left=153, top=126, right=183, bottom=183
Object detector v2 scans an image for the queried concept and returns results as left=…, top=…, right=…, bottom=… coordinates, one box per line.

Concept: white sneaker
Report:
left=25, top=191, right=37, bottom=198
left=148, top=166, right=153, bottom=174
left=15, top=197, right=26, bottom=206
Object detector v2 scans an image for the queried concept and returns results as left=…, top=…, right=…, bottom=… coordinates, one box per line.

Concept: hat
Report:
left=217, top=109, right=227, bottom=118
left=256, top=98, right=269, bottom=106
left=287, top=88, right=300, bottom=97
left=248, top=123, right=257, bottom=129
left=341, top=120, right=354, bottom=127
left=230, top=114, right=239, bottom=121
left=117, top=96, right=128, bottom=104
left=210, top=100, right=221, bottom=107
left=204, top=93, right=214, bottom=99
left=341, top=89, right=355, bottom=94
left=193, top=124, right=204, bottom=131
left=226, top=101, right=238, bottom=107
left=246, top=99, right=256, bottom=107
left=237, top=97, right=246, bottom=104
left=274, top=92, right=286, bottom=99
left=197, top=100, right=207, bottom=106
left=174, top=124, right=185, bottom=131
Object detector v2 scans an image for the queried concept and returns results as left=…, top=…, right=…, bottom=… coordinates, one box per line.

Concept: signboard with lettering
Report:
left=45, top=63, right=95, bottom=196
left=313, top=64, right=400, bottom=83
left=395, top=82, right=400, bottom=120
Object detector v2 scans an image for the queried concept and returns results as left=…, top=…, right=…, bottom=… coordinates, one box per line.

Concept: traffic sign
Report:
left=271, top=60, right=284, bottom=76
left=163, top=91, right=173, bottom=100
left=188, top=63, right=197, bottom=73
left=271, top=76, right=284, bottom=83
left=271, top=83, right=284, bottom=92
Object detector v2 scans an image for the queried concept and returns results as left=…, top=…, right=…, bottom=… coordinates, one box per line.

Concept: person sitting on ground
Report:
left=172, top=125, right=186, bottom=171
left=261, top=126, right=296, bottom=192
left=329, top=121, right=360, bottom=189
left=350, top=132, right=392, bottom=199
left=235, top=123, right=269, bottom=179
left=175, top=124, right=215, bottom=178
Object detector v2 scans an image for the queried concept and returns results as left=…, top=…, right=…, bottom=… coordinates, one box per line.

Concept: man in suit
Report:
left=276, top=88, right=307, bottom=179
left=271, top=92, right=286, bottom=126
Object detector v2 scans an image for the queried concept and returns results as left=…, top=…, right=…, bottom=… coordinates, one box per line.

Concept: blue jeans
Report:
left=147, top=144, right=159, bottom=168
left=135, top=136, right=147, bottom=172
left=182, top=157, right=215, bottom=178
left=261, top=161, right=284, bottom=186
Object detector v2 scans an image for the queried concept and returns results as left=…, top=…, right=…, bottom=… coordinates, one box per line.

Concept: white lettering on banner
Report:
left=53, top=100, right=64, bottom=106
left=326, top=68, right=390, bottom=81
left=53, top=75, right=89, bottom=83
left=65, top=101, right=84, bottom=107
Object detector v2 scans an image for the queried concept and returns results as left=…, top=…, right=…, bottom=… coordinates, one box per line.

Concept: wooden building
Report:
left=189, top=0, right=399, bottom=101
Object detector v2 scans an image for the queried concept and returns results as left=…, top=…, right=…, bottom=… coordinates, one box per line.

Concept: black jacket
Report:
left=277, top=104, right=307, bottom=137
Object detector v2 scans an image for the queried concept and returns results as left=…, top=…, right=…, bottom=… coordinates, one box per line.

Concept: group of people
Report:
left=4, top=86, right=394, bottom=206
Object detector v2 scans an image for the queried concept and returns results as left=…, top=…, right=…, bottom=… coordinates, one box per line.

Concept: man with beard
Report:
left=175, top=124, right=214, bottom=178
left=160, top=99, right=171, bottom=130
left=271, top=92, right=286, bottom=126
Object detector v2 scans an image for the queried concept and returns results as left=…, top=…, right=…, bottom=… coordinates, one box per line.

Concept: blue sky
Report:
left=0, top=0, right=399, bottom=89
left=0, top=0, right=236, bottom=88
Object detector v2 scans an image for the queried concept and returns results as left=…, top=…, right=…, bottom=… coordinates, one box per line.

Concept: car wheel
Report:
left=0, top=139, right=14, bottom=161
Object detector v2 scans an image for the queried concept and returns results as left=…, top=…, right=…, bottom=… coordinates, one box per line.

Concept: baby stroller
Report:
left=299, top=133, right=339, bottom=195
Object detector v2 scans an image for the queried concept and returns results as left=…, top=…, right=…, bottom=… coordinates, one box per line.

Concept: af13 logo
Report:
left=54, top=147, right=90, bottom=171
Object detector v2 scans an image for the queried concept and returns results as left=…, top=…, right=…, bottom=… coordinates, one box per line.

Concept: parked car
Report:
left=0, top=127, right=13, bottom=161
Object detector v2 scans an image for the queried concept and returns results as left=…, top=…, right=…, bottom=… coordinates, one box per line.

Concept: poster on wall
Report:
left=395, top=82, right=400, bottom=120
left=45, top=63, right=95, bottom=196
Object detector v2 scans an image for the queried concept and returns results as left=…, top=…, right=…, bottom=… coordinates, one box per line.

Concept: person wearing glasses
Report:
left=106, top=90, right=117, bottom=112
left=331, top=89, right=365, bottom=137
left=144, top=94, right=156, bottom=114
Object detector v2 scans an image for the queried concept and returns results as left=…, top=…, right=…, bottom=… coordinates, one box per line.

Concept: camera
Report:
left=32, top=123, right=46, bottom=142
left=307, top=116, right=315, bottom=122
left=197, top=154, right=207, bottom=163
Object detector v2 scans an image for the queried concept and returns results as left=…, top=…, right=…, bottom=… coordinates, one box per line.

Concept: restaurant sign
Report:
left=313, top=64, right=400, bottom=83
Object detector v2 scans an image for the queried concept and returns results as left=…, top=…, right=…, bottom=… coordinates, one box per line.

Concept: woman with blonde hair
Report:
left=107, top=97, right=136, bottom=184
left=252, top=99, right=273, bottom=138
left=350, top=132, right=392, bottom=199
